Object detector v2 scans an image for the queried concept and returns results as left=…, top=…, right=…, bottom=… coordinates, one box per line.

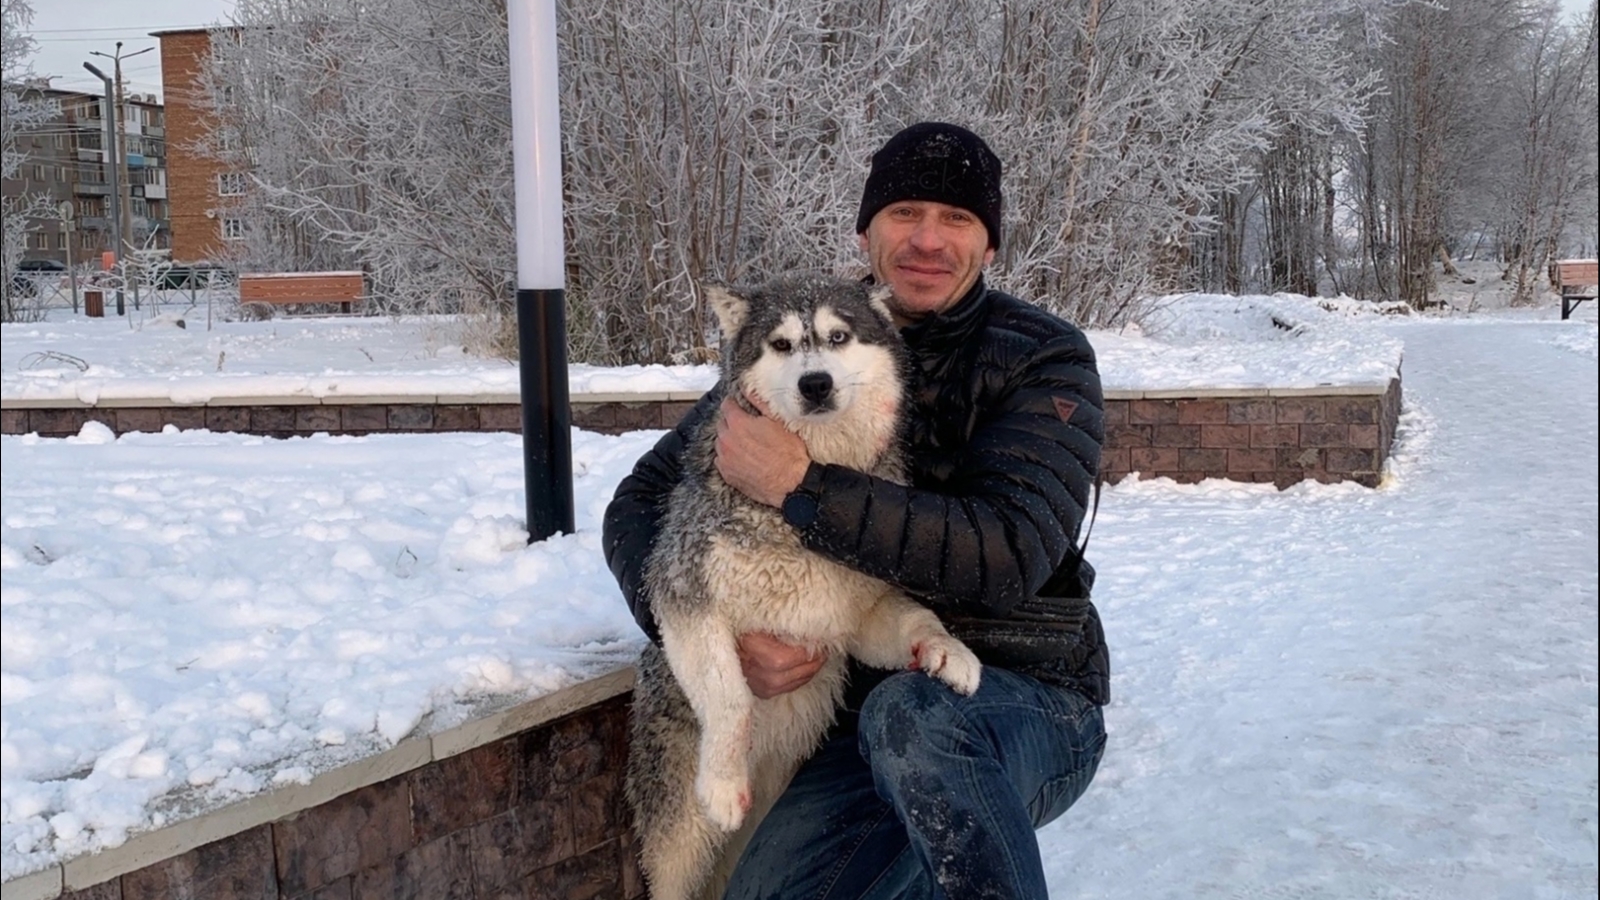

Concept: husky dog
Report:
left=625, top=274, right=982, bottom=900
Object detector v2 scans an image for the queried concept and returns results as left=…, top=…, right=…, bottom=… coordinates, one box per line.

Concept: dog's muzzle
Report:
left=797, top=371, right=835, bottom=413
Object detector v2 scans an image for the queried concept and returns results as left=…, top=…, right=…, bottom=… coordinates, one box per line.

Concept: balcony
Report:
left=73, top=182, right=111, bottom=196
left=78, top=216, right=110, bottom=231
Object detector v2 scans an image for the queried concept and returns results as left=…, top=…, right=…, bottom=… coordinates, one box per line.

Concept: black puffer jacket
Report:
left=602, top=277, right=1110, bottom=706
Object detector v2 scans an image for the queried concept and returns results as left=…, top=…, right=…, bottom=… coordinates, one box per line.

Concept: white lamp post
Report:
left=508, top=0, right=574, bottom=542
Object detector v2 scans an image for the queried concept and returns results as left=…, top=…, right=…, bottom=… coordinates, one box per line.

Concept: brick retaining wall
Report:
left=0, top=379, right=1401, bottom=488
left=5, top=672, right=643, bottom=900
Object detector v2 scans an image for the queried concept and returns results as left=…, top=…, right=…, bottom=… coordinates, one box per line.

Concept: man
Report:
left=603, top=121, right=1108, bottom=899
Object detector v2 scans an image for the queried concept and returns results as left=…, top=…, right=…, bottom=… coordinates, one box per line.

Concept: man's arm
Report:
left=821, top=333, right=1102, bottom=614
left=601, top=388, right=722, bottom=643
left=718, top=330, right=1103, bottom=616
left=603, top=386, right=829, bottom=695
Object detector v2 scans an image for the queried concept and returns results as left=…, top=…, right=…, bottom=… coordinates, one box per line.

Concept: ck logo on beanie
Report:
left=916, top=161, right=962, bottom=195
left=856, top=122, right=1004, bottom=250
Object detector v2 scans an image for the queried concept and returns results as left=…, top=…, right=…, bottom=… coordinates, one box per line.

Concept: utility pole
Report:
left=82, top=61, right=125, bottom=316
left=91, top=42, right=153, bottom=307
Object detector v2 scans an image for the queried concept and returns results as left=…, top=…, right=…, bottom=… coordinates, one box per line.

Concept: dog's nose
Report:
left=798, top=372, right=833, bottom=405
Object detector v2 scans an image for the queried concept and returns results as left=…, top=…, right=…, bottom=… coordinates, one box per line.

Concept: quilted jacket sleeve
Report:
left=795, top=328, right=1103, bottom=618
left=601, top=388, right=723, bottom=643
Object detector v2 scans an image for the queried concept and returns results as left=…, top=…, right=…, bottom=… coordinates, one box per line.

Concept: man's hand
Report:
left=715, top=395, right=810, bottom=507
left=738, top=632, right=828, bottom=699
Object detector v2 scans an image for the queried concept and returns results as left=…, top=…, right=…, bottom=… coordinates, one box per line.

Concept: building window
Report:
left=31, top=164, right=44, bottom=181
left=30, top=233, right=48, bottom=250
left=217, top=172, right=247, bottom=196
left=56, top=232, right=68, bottom=250
left=222, top=218, right=244, bottom=241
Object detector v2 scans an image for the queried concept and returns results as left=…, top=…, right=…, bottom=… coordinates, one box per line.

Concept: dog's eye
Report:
left=828, top=330, right=850, bottom=345
left=771, top=338, right=793, bottom=353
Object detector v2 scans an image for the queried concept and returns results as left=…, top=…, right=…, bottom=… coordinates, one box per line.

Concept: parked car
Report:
left=8, top=259, right=67, bottom=298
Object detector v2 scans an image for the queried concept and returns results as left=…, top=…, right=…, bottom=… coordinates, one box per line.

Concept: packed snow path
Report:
left=1041, top=320, right=1599, bottom=897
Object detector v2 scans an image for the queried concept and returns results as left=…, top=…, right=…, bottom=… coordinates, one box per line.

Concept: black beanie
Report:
left=855, top=122, right=1003, bottom=249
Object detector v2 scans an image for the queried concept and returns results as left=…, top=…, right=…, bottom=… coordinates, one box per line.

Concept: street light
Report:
left=82, top=61, right=125, bottom=316
left=508, top=0, right=574, bottom=543
left=91, top=42, right=153, bottom=286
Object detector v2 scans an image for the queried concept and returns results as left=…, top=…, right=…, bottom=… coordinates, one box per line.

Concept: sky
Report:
left=1, top=294, right=1595, bottom=896
left=24, top=0, right=235, bottom=99
left=19, top=0, right=1595, bottom=99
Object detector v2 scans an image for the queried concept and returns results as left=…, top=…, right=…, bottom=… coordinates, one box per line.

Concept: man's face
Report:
left=858, top=199, right=995, bottom=324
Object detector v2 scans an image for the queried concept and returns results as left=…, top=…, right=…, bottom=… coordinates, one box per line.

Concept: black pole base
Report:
left=516, top=287, right=575, bottom=542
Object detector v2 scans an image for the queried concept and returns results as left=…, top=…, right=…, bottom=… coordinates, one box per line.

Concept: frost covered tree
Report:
left=199, top=0, right=1389, bottom=361
left=1179, top=0, right=1388, bottom=296
left=1483, top=1, right=1598, bottom=303
left=2, top=0, right=57, bottom=321
left=195, top=0, right=516, bottom=332
left=1347, top=0, right=1544, bottom=307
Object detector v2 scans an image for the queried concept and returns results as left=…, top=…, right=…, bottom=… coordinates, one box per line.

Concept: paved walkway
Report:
left=1040, top=319, right=1599, bottom=898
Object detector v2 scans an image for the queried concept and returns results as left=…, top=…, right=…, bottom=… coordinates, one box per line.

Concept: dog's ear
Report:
left=866, top=284, right=896, bottom=326
left=703, top=280, right=749, bottom=337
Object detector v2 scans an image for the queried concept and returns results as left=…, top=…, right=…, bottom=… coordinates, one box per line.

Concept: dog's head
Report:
left=703, top=275, right=902, bottom=428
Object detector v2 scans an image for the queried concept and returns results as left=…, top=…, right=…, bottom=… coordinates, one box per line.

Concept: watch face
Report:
left=783, top=492, right=819, bottom=527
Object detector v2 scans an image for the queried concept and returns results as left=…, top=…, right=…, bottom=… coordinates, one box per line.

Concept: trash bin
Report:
left=85, top=289, right=104, bottom=318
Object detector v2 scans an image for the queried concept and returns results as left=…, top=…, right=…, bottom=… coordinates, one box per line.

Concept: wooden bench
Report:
left=238, top=271, right=364, bottom=314
left=1550, top=259, right=1597, bottom=321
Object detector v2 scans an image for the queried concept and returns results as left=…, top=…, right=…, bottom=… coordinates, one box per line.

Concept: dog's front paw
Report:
left=911, top=635, right=982, bottom=696
left=695, top=770, right=753, bottom=832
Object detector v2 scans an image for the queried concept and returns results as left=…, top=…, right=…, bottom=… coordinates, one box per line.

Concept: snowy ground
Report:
left=1, top=292, right=1596, bottom=896
left=1041, top=315, right=1598, bottom=898
left=1, top=293, right=1406, bottom=405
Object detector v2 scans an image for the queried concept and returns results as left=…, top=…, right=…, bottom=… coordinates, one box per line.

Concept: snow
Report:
left=2, top=293, right=1595, bottom=896
left=1, top=294, right=1405, bottom=407
left=1041, top=316, right=1598, bottom=898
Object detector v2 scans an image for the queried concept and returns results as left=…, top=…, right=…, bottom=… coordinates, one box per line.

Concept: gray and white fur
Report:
left=624, top=274, right=982, bottom=900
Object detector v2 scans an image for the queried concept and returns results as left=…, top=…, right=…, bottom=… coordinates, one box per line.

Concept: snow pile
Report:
left=1, top=293, right=1410, bottom=406
left=0, top=316, right=717, bottom=405
left=1095, top=293, right=1406, bottom=391
left=1, top=426, right=653, bottom=878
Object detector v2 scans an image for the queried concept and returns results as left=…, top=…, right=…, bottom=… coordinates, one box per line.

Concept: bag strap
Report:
left=1075, top=476, right=1103, bottom=562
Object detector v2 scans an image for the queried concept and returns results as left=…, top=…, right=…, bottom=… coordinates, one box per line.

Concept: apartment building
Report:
left=1, top=81, right=171, bottom=265
left=155, top=27, right=239, bottom=265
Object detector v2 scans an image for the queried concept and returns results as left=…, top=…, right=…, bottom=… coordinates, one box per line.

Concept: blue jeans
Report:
left=723, top=668, right=1106, bottom=900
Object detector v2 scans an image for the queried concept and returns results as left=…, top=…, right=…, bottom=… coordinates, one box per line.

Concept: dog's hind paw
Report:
left=911, top=636, right=983, bottom=696
left=695, top=771, right=753, bottom=832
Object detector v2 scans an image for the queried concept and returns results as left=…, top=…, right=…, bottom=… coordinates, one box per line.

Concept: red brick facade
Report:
left=1099, top=382, right=1403, bottom=488
left=156, top=29, right=228, bottom=264
left=2, top=381, right=1402, bottom=488
left=57, top=695, right=641, bottom=900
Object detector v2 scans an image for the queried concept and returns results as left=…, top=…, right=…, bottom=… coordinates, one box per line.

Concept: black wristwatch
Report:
left=781, top=489, right=820, bottom=528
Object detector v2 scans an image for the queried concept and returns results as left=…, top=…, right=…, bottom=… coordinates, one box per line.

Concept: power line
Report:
left=33, top=39, right=147, bottom=46
left=31, top=25, right=220, bottom=34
